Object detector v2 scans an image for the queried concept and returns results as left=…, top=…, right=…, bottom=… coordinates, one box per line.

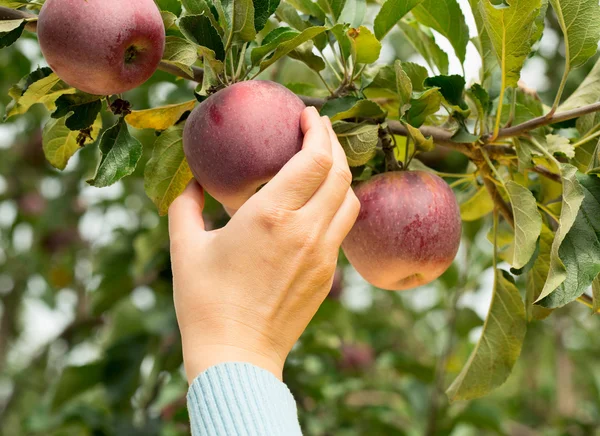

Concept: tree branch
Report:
left=493, top=102, right=600, bottom=140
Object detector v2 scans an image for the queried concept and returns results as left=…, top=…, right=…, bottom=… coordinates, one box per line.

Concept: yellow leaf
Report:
left=125, top=100, right=197, bottom=131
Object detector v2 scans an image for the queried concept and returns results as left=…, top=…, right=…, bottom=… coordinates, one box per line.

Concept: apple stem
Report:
left=379, top=127, right=402, bottom=172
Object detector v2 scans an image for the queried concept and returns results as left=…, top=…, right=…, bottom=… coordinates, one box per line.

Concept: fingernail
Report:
left=310, top=106, right=319, bottom=116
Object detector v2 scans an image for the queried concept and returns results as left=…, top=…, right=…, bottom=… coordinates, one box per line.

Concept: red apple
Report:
left=342, top=171, right=461, bottom=291
left=183, top=81, right=306, bottom=210
left=37, top=0, right=165, bottom=95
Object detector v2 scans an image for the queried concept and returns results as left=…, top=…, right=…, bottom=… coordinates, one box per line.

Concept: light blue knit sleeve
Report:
left=187, top=362, right=302, bottom=436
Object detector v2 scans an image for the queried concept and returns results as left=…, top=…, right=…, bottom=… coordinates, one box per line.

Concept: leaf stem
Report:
left=572, top=129, right=600, bottom=149
left=234, top=43, right=248, bottom=81
left=481, top=146, right=506, bottom=189
left=492, top=84, right=506, bottom=141
left=493, top=209, right=498, bottom=271
left=551, top=66, right=570, bottom=115
left=319, top=49, right=343, bottom=82
left=316, top=71, right=335, bottom=95
left=537, top=202, right=559, bottom=224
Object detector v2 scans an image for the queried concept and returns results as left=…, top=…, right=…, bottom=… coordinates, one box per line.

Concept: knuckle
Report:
left=256, top=205, right=291, bottom=230
left=309, top=150, right=333, bottom=174
left=334, top=165, right=353, bottom=186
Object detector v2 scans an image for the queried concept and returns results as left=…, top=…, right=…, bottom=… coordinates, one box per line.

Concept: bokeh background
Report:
left=1, top=1, right=599, bottom=435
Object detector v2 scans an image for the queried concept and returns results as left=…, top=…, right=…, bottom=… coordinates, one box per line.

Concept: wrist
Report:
left=182, top=343, right=284, bottom=383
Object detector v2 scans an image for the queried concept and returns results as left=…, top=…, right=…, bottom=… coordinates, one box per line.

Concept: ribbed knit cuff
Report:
left=187, top=362, right=302, bottom=436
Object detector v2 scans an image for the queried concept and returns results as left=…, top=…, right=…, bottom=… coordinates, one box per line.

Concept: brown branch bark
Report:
left=531, top=165, right=561, bottom=183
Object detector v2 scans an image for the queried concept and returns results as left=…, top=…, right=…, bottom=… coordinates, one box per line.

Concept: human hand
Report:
left=168, top=107, right=360, bottom=383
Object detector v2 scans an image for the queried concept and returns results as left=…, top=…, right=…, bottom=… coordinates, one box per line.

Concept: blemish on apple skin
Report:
left=209, top=104, right=223, bottom=125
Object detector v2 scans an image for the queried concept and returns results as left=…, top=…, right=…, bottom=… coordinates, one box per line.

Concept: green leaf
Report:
left=460, top=186, right=495, bottom=221
left=451, top=125, right=480, bottom=143
left=5, top=68, right=75, bottom=120
left=405, top=88, right=442, bottom=128
left=333, top=122, right=379, bottom=166
left=221, top=0, right=256, bottom=44
left=254, top=0, right=281, bottom=32
left=401, top=62, right=429, bottom=92
left=469, top=0, right=498, bottom=85
left=330, top=23, right=352, bottom=59
left=287, top=43, right=326, bottom=71
left=395, top=61, right=412, bottom=117
left=446, top=270, right=526, bottom=401
left=162, top=36, right=200, bottom=78
left=251, top=26, right=299, bottom=64
left=514, top=137, right=534, bottom=172
left=468, top=83, right=492, bottom=116
left=275, top=2, right=311, bottom=30
left=317, top=0, right=347, bottom=21
left=43, top=114, right=103, bottom=170
left=320, top=96, right=386, bottom=121
left=161, top=10, right=178, bottom=29
left=145, top=126, right=194, bottom=216
left=0, top=0, right=32, bottom=7
left=125, top=100, right=197, bottom=131
left=88, top=118, right=143, bottom=188
left=348, top=26, right=381, bottom=64
left=403, top=122, right=434, bottom=152
left=398, top=19, right=449, bottom=75
left=373, top=0, right=423, bottom=40
left=286, top=0, right=327, bottom=20
left=412, top=0, right=469, bottom=63
left=424, top=74, right=467, bottom=109
left=537, top=166, right=600, bottom=308
left=526, top=224, right=555, bottom=321
left=0, top=19, right=25, bottom=49
left=286, top=82, right=330, bottom=97
left=51, top=93, right=103, bottom=131
left=506, top=181, right=542, bottom=269
left=532, top=0, right=549, bottom=45
left=338, top=0, right=366, bottom=28
left=156, top=0, right=182, bottom=15
left=559, top=57, right=600, bottom=112
left=259, top=25, right=328, bottom=70
left=179, top=15, right=225, bottom=61
left=545, top=134, right=575, bottom=159
left=587, top=140, right=600, bottom=175
left=549, top=0, right=600, bottom=70
left=52, top=363, right=105, bottom=410
left=593, top=276, right=600, bottom=314
left=479, top=0, right=542, bottom=88
left=0, top=18, right=24, bottom=33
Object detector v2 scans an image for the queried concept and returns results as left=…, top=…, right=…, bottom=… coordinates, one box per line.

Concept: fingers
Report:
left=168, top=181, right=206, bottom=241
left=326, top=188, right=361, bottom=247
left=251, top=107, right=332, bottom=211
left=304, top=117, right=353, bottom=222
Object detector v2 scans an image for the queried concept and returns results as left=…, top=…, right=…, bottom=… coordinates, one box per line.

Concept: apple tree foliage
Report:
left=1, top=0, right=600, bottom=434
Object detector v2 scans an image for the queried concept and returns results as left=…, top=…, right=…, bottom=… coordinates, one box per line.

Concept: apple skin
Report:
left=183, top=81, right=306, bottom=210
left=342, top=171, right=461, bottom=291
left=37, top=0, right=165, bottom=95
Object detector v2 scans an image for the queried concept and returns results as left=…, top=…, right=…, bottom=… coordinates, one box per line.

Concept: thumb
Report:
left=168, top=181, right=206, bottom=240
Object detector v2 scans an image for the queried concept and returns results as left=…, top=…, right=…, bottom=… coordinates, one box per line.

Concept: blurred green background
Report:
left=1, top=2, right=600, bottom=435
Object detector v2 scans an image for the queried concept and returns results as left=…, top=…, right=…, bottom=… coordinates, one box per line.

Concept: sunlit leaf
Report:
left=447, top=270, right=526, bottom=401
left=549, top=0, right=600, bottom=69
left=460, top=186, right=494, bottom=221
left=373, top=0, right=423, bottom=40
left=412, top=0, right=469, bottom=63
left=537, top=166, right=600, bottom=308
left=125, top=100, right=197, bottom=131
left=398, top=19, right=449, bottom=75
left=506, top=181, right=542, bottom=269
left=145, top=126, right=194, bottom=216
left=43, top=114, right=102, bottom=170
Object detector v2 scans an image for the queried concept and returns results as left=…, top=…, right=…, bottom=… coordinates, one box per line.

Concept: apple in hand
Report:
left=342, top=171, right=461, bottom=291
left=37, top=0, right=165, bottom=95
left=183, top=81, right=306, bottom=210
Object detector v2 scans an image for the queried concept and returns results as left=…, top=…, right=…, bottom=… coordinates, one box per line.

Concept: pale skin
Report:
left=168, top=107, right=361, bottom=383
